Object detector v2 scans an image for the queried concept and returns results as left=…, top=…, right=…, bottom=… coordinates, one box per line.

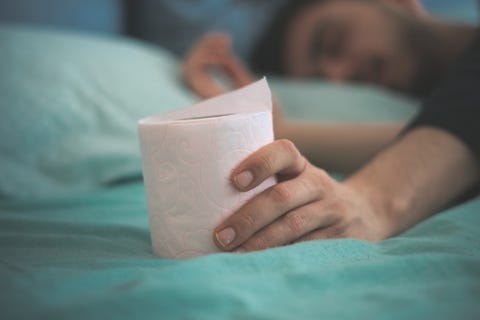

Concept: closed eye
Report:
left=310, top=20, right=350, bottom=62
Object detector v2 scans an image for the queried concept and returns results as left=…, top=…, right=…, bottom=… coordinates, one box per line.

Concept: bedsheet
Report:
left=1, top=182, right=479, bottom=320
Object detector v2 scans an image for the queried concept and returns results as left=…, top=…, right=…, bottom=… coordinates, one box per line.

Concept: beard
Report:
left=394, top=14, right=448, bottom=97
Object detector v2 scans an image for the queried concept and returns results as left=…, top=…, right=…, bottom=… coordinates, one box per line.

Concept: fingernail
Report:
left=235, top=171, right=253, bottom=188
left=215, top=227, right=236, bottom=247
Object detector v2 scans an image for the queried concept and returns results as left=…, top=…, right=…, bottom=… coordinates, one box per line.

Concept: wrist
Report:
left=344, top=174, right=412, bottom=239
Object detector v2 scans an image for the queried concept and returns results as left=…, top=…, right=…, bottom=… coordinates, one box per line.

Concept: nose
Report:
left=318, top=59, right=354, bottom=83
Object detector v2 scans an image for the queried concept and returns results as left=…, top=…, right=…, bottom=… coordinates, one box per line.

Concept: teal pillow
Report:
left=0, top=25, right=196, bottom=199
left=270, top=78, right=419, bottom=122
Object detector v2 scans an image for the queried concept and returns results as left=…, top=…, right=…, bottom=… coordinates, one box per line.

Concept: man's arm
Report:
left=346, top=126, right=479, bottom=237
left=276, top=119, right=405, bottom=173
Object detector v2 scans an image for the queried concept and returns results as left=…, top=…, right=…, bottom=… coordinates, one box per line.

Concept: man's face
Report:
left=284, top=0, right=439, bottom=95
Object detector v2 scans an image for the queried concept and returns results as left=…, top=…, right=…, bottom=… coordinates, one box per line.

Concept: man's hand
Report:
left=213, top=140, right=391, bottom=252
left=213, top=128, right=479, bottom=253
left=182, top=33, right=254, bottom=99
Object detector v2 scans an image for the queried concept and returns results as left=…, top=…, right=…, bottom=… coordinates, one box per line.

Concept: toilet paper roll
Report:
left=138, top=78, right=275, bottom=259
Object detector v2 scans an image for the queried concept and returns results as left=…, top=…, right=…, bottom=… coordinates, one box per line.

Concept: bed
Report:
left=1, top=26, right=479, bottom=319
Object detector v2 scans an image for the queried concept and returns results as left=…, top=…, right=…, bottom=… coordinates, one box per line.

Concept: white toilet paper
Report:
left=138, top=78, right=275, bottom=259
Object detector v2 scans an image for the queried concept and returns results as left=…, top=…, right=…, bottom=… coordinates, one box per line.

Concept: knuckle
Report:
left=315, top=167, right=329, bottom=180
left=313, top=168, right=330, bottom=184
left=284, top=212, right=307, bottom=236
left=238, top=210, right=256, bottom=229
left=277, top=139, right=298, bottom=155
left=277, top=139, right=302, bottom=163
left=305, top=175, right=323, bottom=198
left=329, top=198, right=346, bottom=214
left=252, top=153, right=275, bottom=176
left=311, top=168, right=333, bottom=194
left=246, top=234, right=270, bottom=250
left=269, top=184, right=293, bottom=206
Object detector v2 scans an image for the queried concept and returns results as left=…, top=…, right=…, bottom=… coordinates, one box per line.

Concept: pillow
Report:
left=0, top=25, right=196, bottom=199
left=269, top=78, right=419, bottom=122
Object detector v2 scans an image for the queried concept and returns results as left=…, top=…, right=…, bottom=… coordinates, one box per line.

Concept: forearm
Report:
left=345, top=127, right=479, bottom=238
left=276, top=119, right=405, bottom=173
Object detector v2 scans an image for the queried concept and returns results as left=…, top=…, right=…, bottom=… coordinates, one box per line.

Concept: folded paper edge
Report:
left=138, top=77, right=271, bottom=126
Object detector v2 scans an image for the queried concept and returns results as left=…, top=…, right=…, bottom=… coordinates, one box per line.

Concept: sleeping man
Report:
left=181, top=0, right=480, bottom=252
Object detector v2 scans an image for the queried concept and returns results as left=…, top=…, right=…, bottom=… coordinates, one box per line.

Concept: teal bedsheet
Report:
left=1, top=182, right=479, bottom=319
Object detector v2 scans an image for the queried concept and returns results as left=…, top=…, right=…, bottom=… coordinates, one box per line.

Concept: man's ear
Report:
left=379, top=0, right=426, bottom=17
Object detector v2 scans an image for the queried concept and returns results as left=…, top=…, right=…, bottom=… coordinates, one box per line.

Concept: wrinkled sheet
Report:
left=1, top=182, right=479, bottom=319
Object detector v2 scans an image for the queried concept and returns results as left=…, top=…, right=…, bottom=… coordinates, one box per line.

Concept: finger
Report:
left=183, top=34, right=231, bottom=72
left=222, top=55, right=255, bottom=87
left=188, top=73, right=226, bottom=98
left=211, top=35, right=232, bottom=56
left=236, top=203, right=340, bottom=252
left=181, top=60, right=226, bottom=98
left=214, top=169, right=322, bottom=251
left=293, top=224, right=347, bottom=243
left=196, top=33, right=231, bottom=50
left=231, top=139, right=307, bottom=191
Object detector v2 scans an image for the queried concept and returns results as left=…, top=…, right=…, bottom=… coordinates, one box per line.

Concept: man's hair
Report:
left=249, top=0, right=327, bottom=75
